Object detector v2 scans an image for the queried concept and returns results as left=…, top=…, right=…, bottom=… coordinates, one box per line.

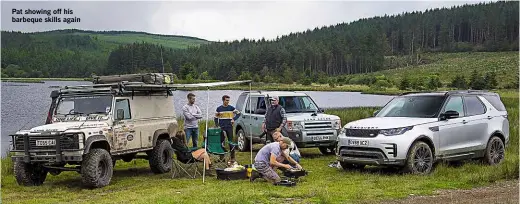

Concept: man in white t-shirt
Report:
left=272, top=132, right=301, bottom=165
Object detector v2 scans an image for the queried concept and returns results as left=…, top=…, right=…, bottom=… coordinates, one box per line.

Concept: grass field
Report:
left=1, top=91, right=517, bottom=204
left=72, top=32, right=209, bottom=50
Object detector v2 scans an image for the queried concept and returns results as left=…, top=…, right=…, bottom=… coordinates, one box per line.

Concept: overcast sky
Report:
left=2, top=0, right=490, bottom=42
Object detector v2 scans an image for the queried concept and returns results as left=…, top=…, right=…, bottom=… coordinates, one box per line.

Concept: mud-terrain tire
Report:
left=14, top=161, right=48, bottom=186
left=149, top=139, right=173, bottom=174
left=482, top=136, right=505, bottom=165
left=81, top=148, right=113, bottom=188
left=237, top=129, right=250, bottom=152
left=402, top=141, right=433, bottom=175
left=319, top=146, right=336, bottom=155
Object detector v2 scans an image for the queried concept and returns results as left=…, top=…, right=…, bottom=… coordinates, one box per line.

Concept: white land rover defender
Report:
left=234, top=91, right=342, bottom=154
left=10, top=81, right=180, bottom=188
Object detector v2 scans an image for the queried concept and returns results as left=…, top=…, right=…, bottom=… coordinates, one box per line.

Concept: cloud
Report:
left=1, top=1, right=487, bottom=41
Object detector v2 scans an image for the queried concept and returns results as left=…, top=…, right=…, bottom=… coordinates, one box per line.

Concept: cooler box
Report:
left=215, top=168, right=248, bottom=180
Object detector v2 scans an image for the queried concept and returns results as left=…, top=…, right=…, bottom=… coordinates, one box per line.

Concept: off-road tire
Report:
left=339, top=161, right=365, bottom=170
left=149, top=139, right=173, bottom=174
left=81, top=148, right=113, bottom=188
left=237, top=129, right=250, bottom=152
left=319, top=146, right=336, bottom=155
left=482, top=136, right=505, bottom=165
left=14, top=161, right=48, bottom=186
left=402, top=141, right=433, bottom=175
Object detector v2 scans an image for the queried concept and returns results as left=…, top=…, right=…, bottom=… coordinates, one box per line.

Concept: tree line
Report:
left=1, top=1, right=518, bottom=81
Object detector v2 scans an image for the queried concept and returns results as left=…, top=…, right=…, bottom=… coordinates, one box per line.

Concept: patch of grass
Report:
left=1, top=92, right=518, bottom=203
left=1, top=78, right=91, bottom=83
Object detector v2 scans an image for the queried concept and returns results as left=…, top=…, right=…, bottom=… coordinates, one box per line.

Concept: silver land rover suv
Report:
left=337, top=90, right=509, bottom=174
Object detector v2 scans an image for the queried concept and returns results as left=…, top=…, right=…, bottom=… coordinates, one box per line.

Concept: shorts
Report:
left=254, top=161, right=280, bottom=182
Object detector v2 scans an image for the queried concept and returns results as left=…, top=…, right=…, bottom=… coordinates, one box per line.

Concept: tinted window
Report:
left=115, top=99, right=131, bottom=119
left=235, top=94, right=247, bottom=112
left=376, top=96, right=445, bottom=118
left=464, top=96, right=486, bottom=116
left=245, top=97, right=259, bottom=114
left=443, top=96, right=465, bottom=117
left=482, top=95, right=506, bottom=111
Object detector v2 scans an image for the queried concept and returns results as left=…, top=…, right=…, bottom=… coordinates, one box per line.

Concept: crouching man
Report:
left=253, top=137, right=302, bottom=184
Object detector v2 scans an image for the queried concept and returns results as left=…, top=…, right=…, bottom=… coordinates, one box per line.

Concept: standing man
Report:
left=182, top=93, right=202, bottom=147
left=214, top=95, right=240, bottom=159
left=262, top=95, right=288, bottom=143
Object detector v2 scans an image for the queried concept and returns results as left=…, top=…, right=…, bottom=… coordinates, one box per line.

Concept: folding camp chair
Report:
left=204, top=128, right=237, bottom=169
left=171, top=147, right=202, bottom=179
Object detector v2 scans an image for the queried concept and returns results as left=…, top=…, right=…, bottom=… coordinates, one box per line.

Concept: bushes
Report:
left=450, top=75, right=468, bottom=89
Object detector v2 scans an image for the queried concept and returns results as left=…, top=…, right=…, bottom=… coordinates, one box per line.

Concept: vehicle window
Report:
left=257, top=97, right=266, bottom=110
left=245, top=97, right=259, bottom=114
left=443, top=96, right=465, bottom=117
left=464, top=96, right=486, bottom=116
left=56, top=95, right=113, bottom=115
left=482, top=95, right=506, bottom=111
left=235, top=94, right=247, bottom=112
left=115, top=99, right=131, bottom=119
left=376, top=96, right=445, bottom=118
left=278, top=96, right=318, bottom=113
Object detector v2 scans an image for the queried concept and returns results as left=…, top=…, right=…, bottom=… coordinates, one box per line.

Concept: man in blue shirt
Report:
left=214, top=95, right=240, bottom=160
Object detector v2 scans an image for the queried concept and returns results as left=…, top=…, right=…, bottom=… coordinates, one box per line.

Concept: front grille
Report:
left=345, top=129, right=380, bottom=138
left=13, top=134, right=80, bottom=151
left=304, top=121, right=333, bottom=130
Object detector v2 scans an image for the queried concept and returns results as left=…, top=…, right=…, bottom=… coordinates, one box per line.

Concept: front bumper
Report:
left=10, top=133, right=84, bottom=163
left=336, top=147, right=405, bottom=166
left=336, top=131, right=417, bottom=166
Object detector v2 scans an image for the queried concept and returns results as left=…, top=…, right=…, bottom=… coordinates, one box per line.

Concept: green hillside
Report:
left=351, top=51, right=519, bottom=89
left=1, top=29, right=209, bottom=78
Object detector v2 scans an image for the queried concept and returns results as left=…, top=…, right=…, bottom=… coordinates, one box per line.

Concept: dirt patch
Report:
left=383, top=179, right=519, bottom=204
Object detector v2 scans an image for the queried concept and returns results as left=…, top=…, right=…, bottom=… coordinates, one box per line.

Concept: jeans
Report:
left=282, top=153, right=300, bottom=167
left=220, top=127, right=236, bottom=159
left=185, top=128, right=199, bottom=147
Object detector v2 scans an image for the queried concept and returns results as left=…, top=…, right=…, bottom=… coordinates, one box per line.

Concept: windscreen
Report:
left=376, top=95, right=445, bottom=118
left=56, top=95, right=113, bottom=116
left=279, top=96, right=319, bottom=113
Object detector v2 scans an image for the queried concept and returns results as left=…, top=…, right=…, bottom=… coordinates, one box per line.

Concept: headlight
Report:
left=380, top=126, right=413, bottom=136
left=287, top=121, right=303, bottom=131
left=332, top=119, right=341, bottom=129
left=339, top=127, right=346, bottom=135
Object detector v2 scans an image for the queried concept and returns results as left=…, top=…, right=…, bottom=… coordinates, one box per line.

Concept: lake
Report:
left=1, top=81, right=394, bottom=156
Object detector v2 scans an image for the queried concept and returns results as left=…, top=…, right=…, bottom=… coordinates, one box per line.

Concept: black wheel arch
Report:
left=153, top=129, right=171, bottom=146
left=407, top=135, right=436, bottom=160
left=489, top=130, right=506, bottom=145
left=84, top=135, right=110, bottom=154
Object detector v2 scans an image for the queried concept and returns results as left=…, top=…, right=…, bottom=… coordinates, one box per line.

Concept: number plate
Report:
left=36, top=139, right=56, bottom=146
left=312, top=136, right=330, bottom=141
left=347, top=139, right=369, bottom=146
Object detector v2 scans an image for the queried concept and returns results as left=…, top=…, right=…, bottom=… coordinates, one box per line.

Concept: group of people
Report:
left=173, top=93, right=303, bottom=184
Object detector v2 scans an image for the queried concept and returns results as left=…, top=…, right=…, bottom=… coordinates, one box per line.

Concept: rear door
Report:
left=462, top=95, right=489, bottom=151
left=244, top=96, right=260, bottom=137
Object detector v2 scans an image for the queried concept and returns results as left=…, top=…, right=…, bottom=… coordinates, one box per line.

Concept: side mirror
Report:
left=318, top=108, right=325, bottom=113
left=373, top=110, right=380, bottom=117
left=440, top=110, right=459, bottom=120
left=50, top=90, right=59, bottom=98
left=255, top=109, right=266, bottom=115
left=116, top=109, right=125, bottom=120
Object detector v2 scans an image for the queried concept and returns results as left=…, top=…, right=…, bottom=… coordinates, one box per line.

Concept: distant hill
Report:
left=1, top=29, right=209, bottom=77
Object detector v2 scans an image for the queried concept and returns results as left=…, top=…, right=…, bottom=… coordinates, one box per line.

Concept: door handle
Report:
left=242, top=116, right=246, bottom=119
left=254, top=117, right=258, bottom=120
left=487, top=116, right=492, bottom=120
left=462, top=120, right=467, bottom=124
